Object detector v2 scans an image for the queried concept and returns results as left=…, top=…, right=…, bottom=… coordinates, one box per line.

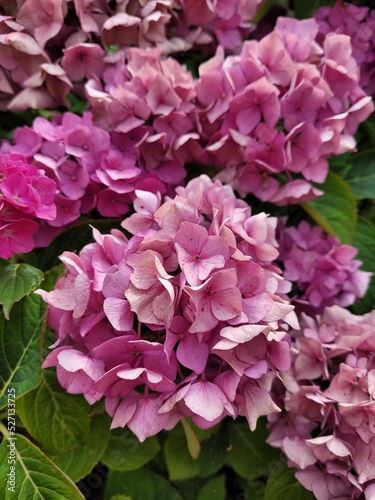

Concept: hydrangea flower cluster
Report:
left=276, top=220, right=371, bottom=313
left=0, top=153, right=56, bottom=257
left=39, top=175, right=296, bottom=442
left=84, top=46, right=200, bottom=181
left=1, top=108, right=186, bottom=248
left=0, top=0, right=264, bottom=110
left=267, top=306, right=375, bottom=500
left=194, top=17, right=374, bottom=205
left=315, top=0, right=375, bottom=95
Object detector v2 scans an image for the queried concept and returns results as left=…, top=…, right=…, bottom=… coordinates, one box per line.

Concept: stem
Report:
left=0, top=421, right=10, bottom=438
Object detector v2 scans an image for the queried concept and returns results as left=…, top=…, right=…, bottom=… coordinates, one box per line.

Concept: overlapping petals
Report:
left=194, top=16, right=374, bottom=205
left=277, top=219, right=371, bottom=313
left=0, top=153, right=57, bottom=257
left=267, top=306, right=375, bottom=499
left=40, top=175, right=295, bottom=441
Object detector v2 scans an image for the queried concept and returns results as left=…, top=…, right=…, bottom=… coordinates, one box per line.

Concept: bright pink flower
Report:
left=223, top=77, right=280, bottom=136
left=183, top=379, right=235, bottom=422
left=58, top=159, right=90, bottom=201
left=111, top=393, right=179, bottom=442
left=174, top=222, right=229, bottom=286
left=1, top=171, right=38, bottom=214
left=43, top=347, right=105, bottom=404
left=185, top=268, right=243, bottom=333
left=0, top=219, right=39, bottom=258
left=125, top=250, right=176, bottom=326
left=165, top=316, right=209, bottom=374
left=61, top=43, right=106, bottom=82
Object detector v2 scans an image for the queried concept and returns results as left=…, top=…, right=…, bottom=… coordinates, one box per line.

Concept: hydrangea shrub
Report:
left=0, top=1, right=374, bottom=499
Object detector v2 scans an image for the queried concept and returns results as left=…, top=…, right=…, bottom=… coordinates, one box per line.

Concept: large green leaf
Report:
left=339, top=150, right=375, bottom=200
left=48, top=414, right=111, bottom=482
left=197, top=476, right=226, bottom=500
left=16, top=370, right=90, bottom=454
left=0, top=432, right=83, bottom=499
left=101, top=427, right=160, bottom=471
left=352, top=217, right=375, bottom=314
left=264, top=466, right=314, bottom=500
left=104, top=468, right=183, bottom=500
left=301, top=172, right=357, bottom=243
left=0, top=262, right=44, bottom=319
left=173, top=478, right=206, bottom=500
left=227, top=419, right=280, bottom=481
left=0, top=293, right=45, bottom=410
left=164, top=422, right=228, bottom=481
left=164, top=425, right=200, bottom=480
left=196, top=427, right=228, bottom=478
left=238, top=477, right=264, bottom=500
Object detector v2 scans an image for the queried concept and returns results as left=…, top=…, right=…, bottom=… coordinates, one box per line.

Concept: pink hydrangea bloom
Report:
left=1, top=110, right=186, bottom=246
left=267, top=305, right=375, bottom=499
left=0, top=153, right=57, bottom=257
left=39, top=175, right=296, bottom=441
left=194, top=16, right=374, bottom=205
left=315, top=0, right=375, bottom=95
left=0, top=0, right=266, bottom=110
left=277, top=219, right=371, bottom=313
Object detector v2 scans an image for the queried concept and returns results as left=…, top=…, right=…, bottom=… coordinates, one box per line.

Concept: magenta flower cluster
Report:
left=193, top=17, right=374, bottom=205
left=38, top=175, right=296, bottom=442
left=1, top=109, right=186, bottom=248
left=267, top=306, right=375, bottom=500
left=0, top=153, right=56, bottom=258
left=315, top=0, right=375, bottom=95
left=0, top=0, right=264, bottom=111
left=277, top=220, right=371, bottom=313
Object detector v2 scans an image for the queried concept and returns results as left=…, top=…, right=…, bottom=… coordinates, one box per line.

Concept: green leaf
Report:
left=264, top=466, right=314, bottom=500
left=228, top=419, right=281, bottom=481
left=110, top=496, right=131, bottom=500
left=16, top=370, right=90, bottom=455
left=0, top=263, right=44, bottom=319
left=301, top=172, right=357, bottom=243
left=238, top=477, right=264, bottom=500
left=352, top=217, right=375, bottom=314
left=164, top=425, right=200, bottom=480
left=0, top=433, right=84, bottom=499
left=339, top=150, right=375, bottom=200
left=173, top=478, right=206, bottom=500
left=101, top=427, right=160, bottom=471
left=197, top=476, right=226, bottom=500
left=0, top=293, right=46, bottom=411
left=293, top=0, right=336, bottom=19
left=164, top=422, right=229, bottom=481
left=196, top=427, right=228, bottom=478
left=104, top=468, right=183, bottom=500
left=47, top=414, right=111, bottom=482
